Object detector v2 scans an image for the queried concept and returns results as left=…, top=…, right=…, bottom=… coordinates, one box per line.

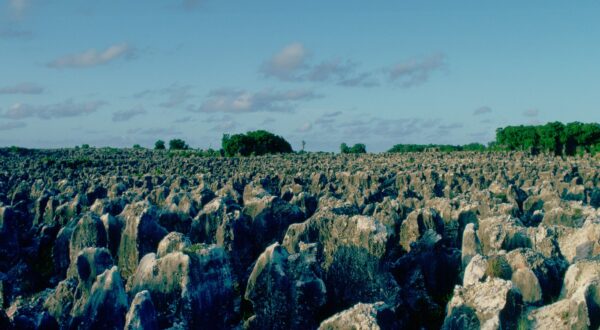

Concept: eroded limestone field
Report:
left=1, top=149, right=599, bottom=329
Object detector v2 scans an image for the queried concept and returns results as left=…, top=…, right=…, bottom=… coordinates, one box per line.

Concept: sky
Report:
left=1, top=1, right=599, bottom=152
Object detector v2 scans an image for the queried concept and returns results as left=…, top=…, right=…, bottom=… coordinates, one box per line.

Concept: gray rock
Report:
left=245, top=243, right=326, bottom=329
left=117, top=202, right=168, bottom=280
left=156, top=232, right=191, bottom=257
left=70, top=266, right=128, bottom=330
left=445, top=278, right=523, bottom=330
left=124, top=290, right=158, bottom=330
left=318, top=302, right=396, bottom=330
left=127, top=245, right=238, bottom=329
left=283, top=209, right=400, bottom=314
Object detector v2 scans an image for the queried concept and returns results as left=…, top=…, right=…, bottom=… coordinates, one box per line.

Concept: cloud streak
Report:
left=261, top=43, right=443, bottom=88
left=523, top=109, right=539, bottom=117
left=112, top=106, right=146, bottom=122
left=386, top=53, right=445, bottom=87
left=192, top=88, right=320, bottom=113
left=0, top=121, right=26, bottom=131
left=0, top=83, right=44, bottom=95
left=473, top=106, right=492, bottom=116
left=0, top=28, right=32, bottom=39
left=1, top=100, right=106, bottom=120
left=47, top=43, right=136, bottom=68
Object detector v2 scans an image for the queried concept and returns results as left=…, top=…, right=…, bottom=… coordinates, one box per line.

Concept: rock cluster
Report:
left=0, top=148, right=598, bottom=329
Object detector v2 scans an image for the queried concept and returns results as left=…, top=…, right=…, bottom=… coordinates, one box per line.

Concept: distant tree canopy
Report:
left=340, top=143, right=367, bottom=154
left=169, top=139, right=189, bottom=150
left=388, top=143, right=486, bottom=153
left=495, top=122, right=600, bottom=156
left=221, top=130, right=293, bottom=156
left=154, top=140, right=166, bottom=150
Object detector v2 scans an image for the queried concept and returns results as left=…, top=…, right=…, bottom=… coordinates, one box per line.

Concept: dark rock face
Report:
left=0, top=149, right=598, bottom=328
left=124, top=290, right=158, bottom=330
left=127, top=244, right=239, bottom=329
left=245, top=243, right=326, bottom=329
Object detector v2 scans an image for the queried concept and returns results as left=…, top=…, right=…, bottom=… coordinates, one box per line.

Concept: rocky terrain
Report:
left=0, top=147, right=599, bottom=329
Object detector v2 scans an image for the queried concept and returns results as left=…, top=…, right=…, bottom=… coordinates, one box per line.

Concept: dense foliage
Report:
left=340, top=143, right=367, bottom=154
left=154, top=140, right=166, bottom=150
left=495, top=122, right=600, bottom=155
left=388, top=143, right=486, bottom=153
left=169, top=139, right=189, bottom=150
left=221, top=130, right=293, bottom=156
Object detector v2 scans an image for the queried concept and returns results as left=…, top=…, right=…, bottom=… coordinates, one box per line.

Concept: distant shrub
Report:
left=154, top=140, right=166, bottom=150
left=81, top=144, right=90, bottom=149
left=132, top=144, right=143, bottom=150
left=169, top=139, right=189, bottom=150
left=222, top=130, right=292, bottom=156
left=340, top=143, right=366, bottom=154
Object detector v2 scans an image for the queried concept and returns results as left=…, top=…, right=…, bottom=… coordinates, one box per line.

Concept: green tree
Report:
left=222, top=130, right=292, bottom=156
left=154, top=140, right=166, bottom=150
left=169, top=139, right=189, bottom=150
left=340, top=143, right=350, bottom=154
left=341, top=143, right=366, bottom=154
left=537, top=122, right=564, bottom=156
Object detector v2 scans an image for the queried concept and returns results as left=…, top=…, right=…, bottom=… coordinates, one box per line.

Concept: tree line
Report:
left=494, top=122, right=600, bottom=156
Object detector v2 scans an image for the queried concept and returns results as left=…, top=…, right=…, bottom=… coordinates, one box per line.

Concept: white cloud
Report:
left=260, top=42, right=309, bottom=80
left=1, top=100, right=106, bottom=119
left=192, top=88, right=320, bottom=113
left=0, top=82, right=44, bottom=95
left=47, top=43, right=135, bottom=68
left=112, top=106, right=146, bottom=122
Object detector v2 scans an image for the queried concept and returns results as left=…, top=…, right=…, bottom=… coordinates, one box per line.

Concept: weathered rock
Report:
left=318, top=302, right=397, bottom=330
left=67, top=213, right=108, bottom=278
left=117, top=202, right=168, bottom=280
left=477, top=215, right=530, bottom=254
left=156, top=231, right=191, bottom=257
left=445, top=278, right=523, bottom=330
left=461, top=223, right=482, bottom=269
left=245, top=243, right=326, bottom=329
left=124, top=290, right=158, bottom=330
left=127, top=245, right=238, bottom=329
left=399, top=208, right=444, bottom=252
left=283, top=209, right=400, bottom=315
left=70, top=266, right=128, bottom=330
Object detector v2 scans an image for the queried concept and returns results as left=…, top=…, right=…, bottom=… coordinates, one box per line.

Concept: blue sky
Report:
left=1, top=1, right=599, bottom=151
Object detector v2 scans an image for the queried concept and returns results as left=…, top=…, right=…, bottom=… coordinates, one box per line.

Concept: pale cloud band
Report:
left=1, top=100, right=106, bottom=119
left=0, top=83, right=44, bottom=95
left=47, top=43, right=136, bottom=69
left=191, top=88, right=320, bottom=113
left=261, top=42, right=444, bottom=88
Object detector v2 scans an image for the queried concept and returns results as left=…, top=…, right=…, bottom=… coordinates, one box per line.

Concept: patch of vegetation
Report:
left=222, top=130, right=292, bottom=156
left=388, top=143, right=486, bottom=153
left=155, top=140, right=166, bottom=150
left=132, top=144, right=143, bottom=150
left=340, top=143, right=367, bottom=154
left=169, top=139, right=189, bottom=150
left=485, top=255, right=512, bottom=280
left=496, top=121, right=600, bottom=156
